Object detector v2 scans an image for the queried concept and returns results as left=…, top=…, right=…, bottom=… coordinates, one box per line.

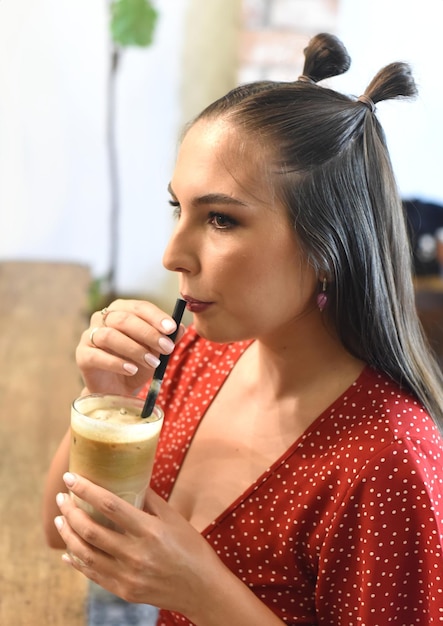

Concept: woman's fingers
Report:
left=75, top=299, right=186, bottom=394
left=60, top=473, right=150, bottom=538
left=54, top=474, right=226, bottom=613
left=90, top=299, right=179, bottom=341
left=55, top=495, right=120, bottom=562
left=80, top=300, right=183, bottom=371
left=80, top=323, right=170, bottom=369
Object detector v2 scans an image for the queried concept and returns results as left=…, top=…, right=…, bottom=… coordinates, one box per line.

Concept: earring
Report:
left=317, top=278, right=328, bottom=312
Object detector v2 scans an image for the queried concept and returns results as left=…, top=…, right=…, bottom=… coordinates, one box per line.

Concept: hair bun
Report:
left=301, top=33, right=351, bottom=83
left=364, top=61, right=418, bottom=105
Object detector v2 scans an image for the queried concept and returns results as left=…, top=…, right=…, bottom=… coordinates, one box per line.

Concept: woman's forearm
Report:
left=42, top=386, right=95, bottom=547
left=42, top=428, right=71, bottom=548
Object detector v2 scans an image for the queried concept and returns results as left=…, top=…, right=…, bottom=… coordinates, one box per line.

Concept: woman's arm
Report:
left=43, top=299, right=184, bottom=548
left=55, top=474, right=285, bottom=626
left=42, top=428, right=71, bottom=548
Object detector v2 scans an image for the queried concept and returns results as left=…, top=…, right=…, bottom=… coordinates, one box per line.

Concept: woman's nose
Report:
left=162, top=220, right=200, bottom=275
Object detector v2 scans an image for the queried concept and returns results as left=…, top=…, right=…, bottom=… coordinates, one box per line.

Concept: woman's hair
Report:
left=189, top=32, right=443, bottom=430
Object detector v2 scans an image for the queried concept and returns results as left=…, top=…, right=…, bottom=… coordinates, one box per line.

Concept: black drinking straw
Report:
left=141, top=297, right=186, bottom=418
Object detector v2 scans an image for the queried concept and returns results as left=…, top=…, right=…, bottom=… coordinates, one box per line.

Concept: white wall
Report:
left=335, top=0, right=443, bottom=205
left=0, top=0, right=188, bottom=296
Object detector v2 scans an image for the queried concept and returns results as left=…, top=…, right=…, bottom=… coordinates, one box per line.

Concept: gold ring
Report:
left=101, top=307, right=110, bottom=326
left=89, top=327, right=100, bottom=348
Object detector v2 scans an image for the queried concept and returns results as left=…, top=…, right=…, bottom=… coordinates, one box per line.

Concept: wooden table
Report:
left=0, top=262, right=91, bottom=626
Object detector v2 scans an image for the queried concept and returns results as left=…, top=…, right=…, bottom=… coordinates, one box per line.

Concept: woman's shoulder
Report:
left=300, top=365, right=442, bottom=463
left=313, top=365, right=443, bottom=470
left=357, top=366, right=439, bottom=436
left=292, top=366, right=443, bottom=515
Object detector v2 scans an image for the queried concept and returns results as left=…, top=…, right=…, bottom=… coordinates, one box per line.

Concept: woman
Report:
left=43, top=33, right=443, bottom=625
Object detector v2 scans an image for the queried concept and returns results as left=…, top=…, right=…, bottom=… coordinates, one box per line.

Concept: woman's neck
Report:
left=241, top=315, right=365, bottom=402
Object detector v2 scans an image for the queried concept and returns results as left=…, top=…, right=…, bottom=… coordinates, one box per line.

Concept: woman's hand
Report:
left=54, top=474, right=229, bottom=618
left=76, top=299, right=185, bottom=396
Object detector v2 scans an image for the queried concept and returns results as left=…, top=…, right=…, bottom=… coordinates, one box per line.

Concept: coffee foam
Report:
left=71, top=395, right=163, bottom=443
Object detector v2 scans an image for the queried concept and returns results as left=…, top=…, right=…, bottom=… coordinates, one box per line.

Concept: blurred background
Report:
left=1, top=0, right=442, bottom=304
left=1, top=2, right=443, bottom=624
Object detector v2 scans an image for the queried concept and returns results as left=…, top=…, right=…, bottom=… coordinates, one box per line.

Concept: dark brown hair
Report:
left=190, top=33, right=443, bottom=430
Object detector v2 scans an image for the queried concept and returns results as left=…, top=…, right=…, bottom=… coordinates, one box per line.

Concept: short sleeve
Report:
left=316, top=443, right=443, bottom=625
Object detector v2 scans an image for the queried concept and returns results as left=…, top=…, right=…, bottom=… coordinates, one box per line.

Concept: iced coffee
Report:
left=69, top=394, right=163, bottom=528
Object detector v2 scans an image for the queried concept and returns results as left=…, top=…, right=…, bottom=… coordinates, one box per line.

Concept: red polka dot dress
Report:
left=142, top=327, right=443, bottom=625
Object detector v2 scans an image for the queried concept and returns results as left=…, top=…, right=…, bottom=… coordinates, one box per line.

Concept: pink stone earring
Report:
left=317, top=278, right=328, bottom=312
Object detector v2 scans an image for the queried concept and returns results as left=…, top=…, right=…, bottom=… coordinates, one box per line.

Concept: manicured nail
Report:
left=144, top=353, right=161, bottom=368
left=54, top=516, right=64, bottom=531
left=56, top=492, right=65, bottom=507
left=61, top=553, right=72, bottom=565
left=158, top=337, right=175, bottom=353
left=123, top=362, right=138, bottom=375
left=161, top=318, right=176, bottom=333
left=63, top=472, right=76, bottom=487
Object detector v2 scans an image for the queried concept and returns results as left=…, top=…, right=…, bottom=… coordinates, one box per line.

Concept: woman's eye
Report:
left=169, top=200, right=181, bottom=219
left=208, top=212, right=237, bottom=230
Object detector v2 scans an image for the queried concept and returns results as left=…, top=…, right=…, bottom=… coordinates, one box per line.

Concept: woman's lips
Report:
left=183, top=296, right=213, bottom=313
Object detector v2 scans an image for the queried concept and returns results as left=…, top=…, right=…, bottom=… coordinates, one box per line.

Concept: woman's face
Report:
left=163, top=118, right=318, bottom=343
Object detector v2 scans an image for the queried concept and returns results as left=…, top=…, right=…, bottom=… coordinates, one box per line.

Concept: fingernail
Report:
left=63, top=472, right=76, bottom=487
left=61, top=553, right=72, bottom=565
left=144, top=353, right=161, bottom=368
left=56, top=492, right=65, bottom=507
left=54, top=516, right=64, bottom=531
left=123, top=362, right=138, bottom=375
left=158, top=337, right=174, bottom=353
left=161, top=318, right=176, bottom=333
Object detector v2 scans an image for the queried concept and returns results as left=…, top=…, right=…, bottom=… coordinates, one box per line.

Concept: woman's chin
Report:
left=193, top=319, right=253, bottom=345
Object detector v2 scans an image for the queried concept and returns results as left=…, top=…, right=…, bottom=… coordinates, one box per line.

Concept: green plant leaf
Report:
left=111, top=0, right=158, bottom=47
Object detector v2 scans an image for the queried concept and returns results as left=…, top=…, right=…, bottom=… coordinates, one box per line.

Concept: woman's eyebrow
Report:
left=194, top=193, right=247, bottom=207
left=167, top=183, right=247, bottom=207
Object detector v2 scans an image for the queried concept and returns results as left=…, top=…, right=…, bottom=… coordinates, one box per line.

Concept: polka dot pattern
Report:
left=139, top=327, right=443, bottom=625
